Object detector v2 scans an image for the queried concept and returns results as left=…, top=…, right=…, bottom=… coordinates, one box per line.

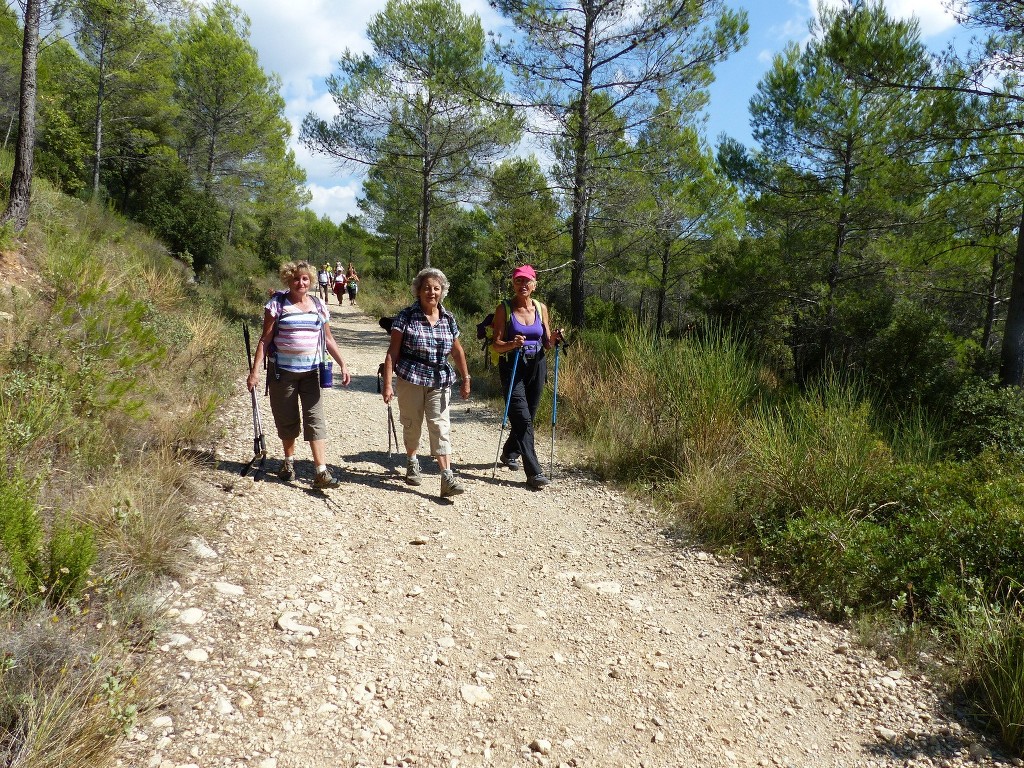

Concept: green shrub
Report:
left=0, top=475, right=96, bottom=607
left=45, top=519, right=97, bottom=606
left=862, top=299, right=967, bottom=415
left=766, top=507, right=893, bottom=618
left=882, top=455, right=1024, bottom=617
left=0, top=475, right=43, bottom=598
left=948, top=380, right=1024, bottom=458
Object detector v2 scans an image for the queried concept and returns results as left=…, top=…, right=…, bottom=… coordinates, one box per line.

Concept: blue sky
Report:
left=226, top=0, right=962, bottom=224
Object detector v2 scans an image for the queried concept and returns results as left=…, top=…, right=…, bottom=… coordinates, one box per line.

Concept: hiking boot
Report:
left=405, top=457, right=423, bottom=486
left=440, top=469, right=465, bottom=497
left=278, top=461, right=295, bottom=482
left=527, top=474, right=550, bottom=489
left=313, top=469, right=340, bottom=489
left=500, top=452, right=520, bottom=471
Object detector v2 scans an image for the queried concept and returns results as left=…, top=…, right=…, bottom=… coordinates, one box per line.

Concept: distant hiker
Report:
left=317, top=265, right=331, bottom=303
left=381, top=267, right=471, bottom=498
left=490, top=264, right=563, bottom=489
left=246, top=260, right=352, bottom=489
left=333, top=267, right=347, bottom=304
left=345, top=262, right=360, bottom=305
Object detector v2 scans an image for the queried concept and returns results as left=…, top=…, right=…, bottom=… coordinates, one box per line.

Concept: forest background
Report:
left=1, top=0, right=1024, bottom=764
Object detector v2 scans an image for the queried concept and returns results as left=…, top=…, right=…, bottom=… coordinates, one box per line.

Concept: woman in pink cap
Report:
left=489, top=264, right=564, bottom=488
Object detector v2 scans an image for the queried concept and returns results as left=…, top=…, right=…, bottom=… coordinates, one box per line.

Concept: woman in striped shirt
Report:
left=246, top=261, right=351, bottom=488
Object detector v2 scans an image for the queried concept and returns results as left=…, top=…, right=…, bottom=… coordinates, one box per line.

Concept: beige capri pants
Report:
left=268, top=366, right=327, bottom=442
left=394, top=376, right=452, bottom=456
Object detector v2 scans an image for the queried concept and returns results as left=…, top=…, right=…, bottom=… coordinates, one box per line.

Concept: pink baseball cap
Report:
left=512, top=264, right=537, bottom=281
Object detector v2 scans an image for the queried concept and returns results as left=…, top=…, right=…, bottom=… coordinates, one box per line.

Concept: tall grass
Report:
left=559, top=321, right=764, bottom=482
left=950, top=585, right=1024, bottom=754
left=743, top=378, right=892, bottom=521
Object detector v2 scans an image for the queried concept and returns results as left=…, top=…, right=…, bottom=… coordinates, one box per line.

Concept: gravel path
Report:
left=119, top=302, right=1014, bottom=768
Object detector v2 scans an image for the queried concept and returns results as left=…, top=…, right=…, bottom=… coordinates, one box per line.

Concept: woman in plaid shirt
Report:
left=381, top=268, right=472, bottom=498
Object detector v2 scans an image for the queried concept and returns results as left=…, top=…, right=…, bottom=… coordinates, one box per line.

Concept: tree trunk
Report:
left=655, top=239, right=670, bottom=339
left=1, top=0, right=41, bottom=231
left=92, top=32, right=107, bottom=200
left=823, top=134, right=854, bottom=359
left=569, top=6, right=595, bottom=329
left=999, top=205, right=1024, bottom=386
left=420, top=162, right=431, bottom=269
left=981, top=248, right=1001, bottom=356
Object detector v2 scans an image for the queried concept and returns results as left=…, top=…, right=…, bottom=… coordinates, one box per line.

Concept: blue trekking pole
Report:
left=549, top=341, right=561, bottom=477
left=493, top=348, right=521, bottom=477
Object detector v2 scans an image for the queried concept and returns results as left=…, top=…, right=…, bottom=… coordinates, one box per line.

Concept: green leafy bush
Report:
left=0, top=474, right=96, bottom=607
left=948, top=380, right=1024, bottom=458
left=767, top=507, right=892, bottom=618
left=861, top=299, right=967, bottom=415
left=0, top=475, right=43, bottom=598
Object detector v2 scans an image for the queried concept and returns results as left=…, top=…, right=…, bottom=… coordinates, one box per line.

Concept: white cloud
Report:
left=808, top=0, right=957, bottom=37
left=884, top=0, right=958, bottom=36
left=306, top=182, right=363, bottom=223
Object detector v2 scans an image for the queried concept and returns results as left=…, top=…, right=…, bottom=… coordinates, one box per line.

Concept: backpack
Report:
left=477, top=299, right=541, bottom=367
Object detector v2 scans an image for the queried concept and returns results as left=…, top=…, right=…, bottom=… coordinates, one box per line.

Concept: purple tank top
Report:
left=508, top=301, right=543, bottom=358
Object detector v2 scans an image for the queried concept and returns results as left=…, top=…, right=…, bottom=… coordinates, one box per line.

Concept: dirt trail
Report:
left=118, top=302, right=1010, bottom=768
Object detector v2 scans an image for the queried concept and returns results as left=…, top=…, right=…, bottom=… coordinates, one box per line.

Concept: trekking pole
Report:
left=492, top=349, right=521, bottom=477
left=241, top=323, right=267, bottom=479
left=378, top=364, right=401, bottom=456
left=549, top=341, right=561, bottom=478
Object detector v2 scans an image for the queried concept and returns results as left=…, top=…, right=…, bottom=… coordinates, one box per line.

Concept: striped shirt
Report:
left=392, top=303, right=460, bottom=388
left=266, top=293, right=327, bottom=373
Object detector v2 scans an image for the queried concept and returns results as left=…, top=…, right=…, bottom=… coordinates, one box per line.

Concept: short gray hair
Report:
left=411, top=267, right=450, bottom=301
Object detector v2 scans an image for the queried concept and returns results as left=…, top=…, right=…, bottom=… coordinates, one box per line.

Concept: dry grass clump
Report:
left=0, top=608, right=152, bottom=768
left=144, top=303, right=235, bottom=448
left=78, top=449, right=201, bottom=585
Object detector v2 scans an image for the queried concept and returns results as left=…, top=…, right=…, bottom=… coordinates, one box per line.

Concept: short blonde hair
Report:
left=279, top=260, right=316, bottom=285
left=412, top=267, right=449, bottom=301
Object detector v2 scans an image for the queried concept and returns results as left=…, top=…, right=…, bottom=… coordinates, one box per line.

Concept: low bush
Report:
left=947, top=380, right=1024, bottom=459
left=0, top=473, right=96, bottom=608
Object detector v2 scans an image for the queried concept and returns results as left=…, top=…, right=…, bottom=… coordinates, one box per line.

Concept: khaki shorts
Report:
left=268, top=365, right=326, bottom=442
left=394, top=376, right=451, bottom=456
